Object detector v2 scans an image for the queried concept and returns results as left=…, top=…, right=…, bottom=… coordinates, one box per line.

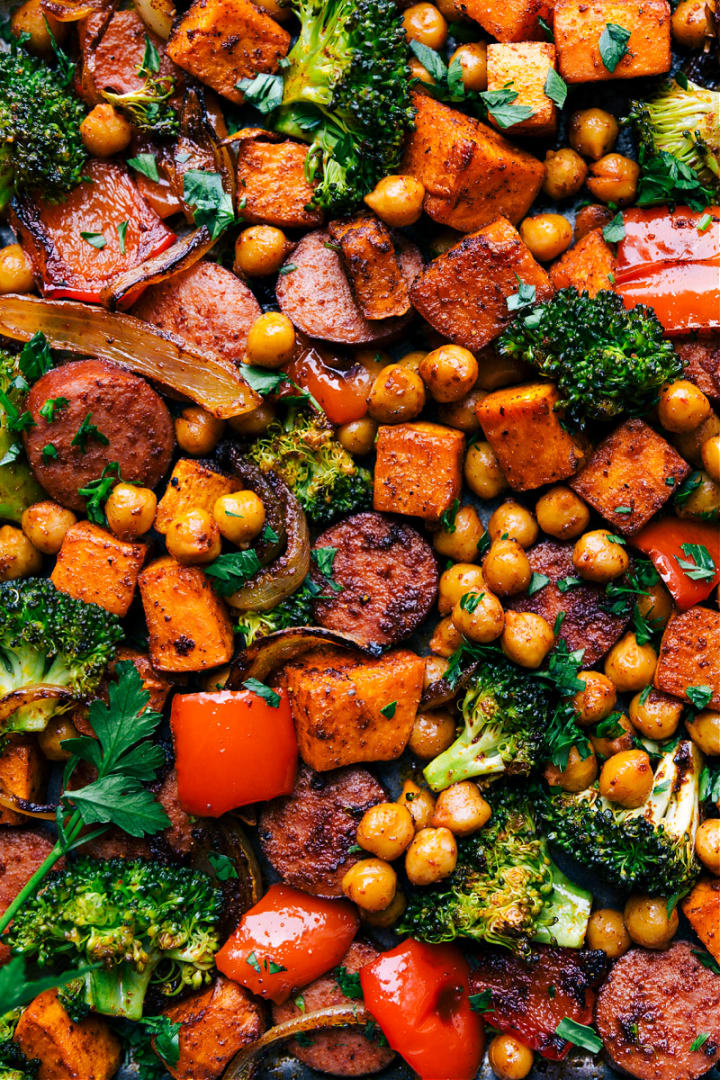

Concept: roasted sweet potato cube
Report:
left=550, top=228, right=616, bottom=296
left=374, top=422, right=465, bottom=521
left=569, top=419, right=690, bottom=535
left=14, top=990, right=122, bottom=1080
left=51, top=522, right=146, bottom=617
left=283, top=647, right=425, bottom=771
left=401, top=94, right=545, bottom=232
left=554, top=0, right=671, bottom=82
left=236, top=138, right=323, bottom=228
left=476, top=382, right=587, bottom=490
left=683, top=878, right=720, bottom=963
left=460, top=0, right=554, bottom=40
left=138, top=557, right=234, bottom=672
left=328, top=216, right=410, bottom=320
left=112, top=647, right=174, bottom=713
left=166, top=0, right=290, bottom=103
left=486, top=43, right=558, bottom=137
left=654, top=607, right=720, bottom=708
left=0, top=736, right=46, bottom=827
left=160, top=977, right=264, bottom=1080
left=410, top=218, right=554, bottom=351
left=155, top=458, right=240, bottom=534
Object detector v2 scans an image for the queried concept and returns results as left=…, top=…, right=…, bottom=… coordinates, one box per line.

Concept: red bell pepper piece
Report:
left=215, top=883, right=359, bottom=1004
left=615, top=207, right=720, bottom=281
left=170, top=688, right=297, bottom=816
left=360, top=939, right=485, bottom=1080
left=286, top=344, right=371, bottom=425
left=634, top=517, right=720, bottom=610
left=615, top=262, right=720, bottom=335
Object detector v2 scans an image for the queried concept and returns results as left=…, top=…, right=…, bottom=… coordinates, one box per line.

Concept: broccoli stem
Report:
left=86, top=963, right=154, bottom=1020
left=532, top=863, right=592, bottom=949
left=423, top=728, right=506, bottom=792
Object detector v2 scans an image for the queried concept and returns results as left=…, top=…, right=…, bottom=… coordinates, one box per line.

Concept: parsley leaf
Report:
left=117, top=220, right=129, bottom=256
left=598, top=22, right=631, bottom=72
left=183, top=169, right=235, bottom=240
left=528, top=572, right=550, bottom=596
left=334, top=965, right=363, bottom=1000
left=602, top=211, right=626, bottom=243
left=71, top=411, right=109, bottom=452
left=469, top=989, right=494, bottom=1014
left=0, top=955, right=92, bottom=1015
left=507, top=275, right=536, bottom=312
left=544, top=67, right=567, bottom=108
left=675, top=542, right=716, bottom=581
left=242, top=677, right=281, bottom=708
left=313, top=546, right=343, bottom=592
left=236, top=72, right=284, bottom=113
left=39, top=396, right=68, bottom=422
left=690, top=1033, right=710, bottom=1052
left=440, top=498, right=460, bottom=533
left=138, top=33, right=161, bottom=76
left=19, top=331, right=53, bottom=383
left=80, top=230, right=107, bottom=250
left=77, top=462, right=120, bottom=525
left=480, top=84, right=534, bottom=129
left=555, top=1017, right=602, bottom=1053
left=692, top=948, right=720, bottom=975
left=409, top=39, right=448, bottom=83
left=687, top=685, right=713, bottom=710
left=207, top=851, right=239, bottom=881
left=127, top=153, right=159, bottom=182
left=205, top=549, right=262, bottom=595
left=380, top=701, right=397, bottom=718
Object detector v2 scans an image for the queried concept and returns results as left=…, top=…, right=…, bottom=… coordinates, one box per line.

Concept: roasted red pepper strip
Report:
left=360, top=939, right=485, bottom=1080
left=286, top=344, right=371, bottom=424
left=634, top=517, right=720, bottom=610
left=615, top=207, right=720, bottom=280
left=615, top=262, right=720, bottom=335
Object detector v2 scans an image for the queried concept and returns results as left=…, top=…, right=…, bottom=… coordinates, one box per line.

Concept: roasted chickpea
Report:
left=604, top=632, right=657, bottom=693
left=175, top=406, right=225, bottom=455
left=0, top=244, right=34, bottom=295
left=165, top=509, right=221, bottom=565
left=438, top=562, right=486, bottom=615
left=429, top=615, right=462, bottom=657
left=701, top=434, right=720, bottom=483
left=80, top=104, right=132, bottom=158
left=397, top=780, right=435, bottom=831
left=367, top=364, right=426, bottom=423
left=357, top=802, right=415, bottom=860
left=234, top=225, right=289, bottom=277
left=213, top=490, right=265, bottom=545
left=433, top=504, right=485, bottom=563
left=585, top=908, right=631, bottom=959
left=405, top=826, right=457, bottom=885
left=573, top=670, right=618, bottom=726
left=569, top=108, right=619, bottom=160
left=574, top=203, right=613, bottom=241
left=451, top=590, right=505, bottom=644
left=356, top=349, right=391, bottom=380
left=672, top=0, right=713, bottom=47
left=409, top=55, right=435, bottom=84
left=0, top=526, right=42, bottom=581
left=590, top=713, right=634, bottom=760
left=37, top=715, right=79, bottom=762
left=629, top=689, right=682, bottom=740
left=105, top=484, right=157, bottom=540
left=423, top=655, right=449, bottom=689
left=464, top=441, right=508, bottom=499
left=544, top=743, right=598, bottom=792
left=519, top=214, right=573, bottom=262
left=245, top=312, right=296, bottom=368
left=686, top=710, right=720, bottom=756
left=438, top=385, right=486, bottom=434
left=449, top=41, right=487, bottom=92
left=228, top=400, right=275, bottom=437
left=21, top=501, right=76, bottom=555
left=599, top=749, right=653, bottom=808
left=695, top=819, right=720, bottom=875
left=337, top=417, right=377, bottom=456
left=403, top=2, right=448, bottom=48
left=342, top=858, right=397, bottom=911
left=535, top=486, right=590, bottom=540
left=396, top=350, right=426, bottom=374
left=431, top=782, right=491, bottom=836
left=364, top=175, right=425, bottom=227
left=409, top=710, right=457, bottom=760
left=487, top=1034, right=534, bottom=1080
left=658, top=379, right=712, bottom=433
left=419, top=345, right=478, bottom=403
left=573, top=529, right=629, bottom=583
left=586, top=153, right=640, bottom=206
left=636, top=580, right=673, bottom=628
left=623, top=895, right=679, bottom=949
left=488, top=501, right=538, bottom=548
left=675, top=470, right=720, bottom=520
left=542, top=148, right=588, bottom=201
left=501, top=611, right=554, bottom=669
left=10, top=0, right=65, bottom=55
left=482, top=538, right=531, bottom=596
left=361, top=889, right=407, bottom=928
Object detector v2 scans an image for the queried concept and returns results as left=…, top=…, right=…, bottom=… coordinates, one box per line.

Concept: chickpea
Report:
left=165, top=509, right=221, bottom=565
left=449, top=41, right=487, bottom=92
left=396, top=350, right=426, bottom=374
left=604, top=632, right=657, bottom=693
left=423, top=654, right=449, bottom=689
left=585, top=908, right=631, bottom=959
left=573, top=529, right=629, bottom=583
left=599, top=749, right=653, bottom=808
left=629, top=689, right=682, bottom=740
left=419, top=345, right=478, bottom=404
left=544, top=743, right=598, bottom=792
left=228, top=400, right=275, bottom=437
left=695, top=819, right=720, bottom=875
left=452, top=590, right=505, bottom=644
left=356, top=349, right=391, bottom=381
left=701, top=434, right=720, bottom=483
left=398, top=780, right=435, bottom=831
left=482, top=538, right=531, bottom=596
left=405, top=826, right=457, bottom=885
left=542, top=148, right=588, bottom=201
left=337, top=417, right=377, bottom=456
left=234, top=225, right=289, bottom=277
left=535, top=486, right=590, bottom=540
left=0, top=244, right=34, bottom=295
left=573, top=670, right=617, bottom=726
left=686, top=710, right=720, bottom=756
left=574, top=203, right=613, bottom=241
left=80, top=104, right=132, bottom=158
left=213, top=491, right=265, bottom=545
left=519, top=214, right=573, bottom=263
left=362, top=889, right=407, bottom=928
left=10, top=0, right=65, bottom=55
left=501, top=611, right=554, bottom=669
left=590, top=713, right=634, bottom=760
left=636, top=580, right=673, bottom=628
left=438, top=562, right=486, bottom=615
left=438, top=385, right=486, bottom=434
left=586, top=153, right=640, bottom=206
left=403, top=2, right=448, bottom=48
left=0, top=526, right=42, bottom=581
left=409, top=710, right=457, bottom=759
left=429, top=615, right=462, bottom=657
left=658, top=379, right=712, bottom=434
left=569, top=108, right=619, bottom=160
left=342, top=858, right=397, bottom=911
left=623, top=894, right=679, bottom=949
left=102, top=484, right=156, bottom=540
left=431, top=782, right=491, bottom=836
left=464, top=441, right=508, bottom=500
left=487, top=1034, right=534, bottom=1080
left=37, top=714, right=79, bottom=762
left=357, top=802, right=415, bottom=860
left=21, top=501, right=76, bottom=555
left=672, top=0, right=713, bottom=47
left=364, top=175, right=425, bottom=228
left=433, top=505, right=485, bottom=563
left=367, top=364, right=426, bottom=423
left=488, top=501, right=538, bottom=548
left=410, top=52, right=434, bottom=83
left=175, top=406, right=225, bottom=455
left=245, top=312, right=296, bottom=369
left=676, top=470, right=720, bottom=520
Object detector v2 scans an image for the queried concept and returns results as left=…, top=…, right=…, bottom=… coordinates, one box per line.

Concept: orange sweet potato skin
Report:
left=460, top=0, right=554, bottom=40
left=683, top=878, right=720, bottom=964
left=554, top=0, right=671, bottom=82
left=654, top=607, right=720, bottom=708
left=14, top=990, right=122, bottom=1080
left=486, top=43, right=558, bottom=137
left=374, top=422, right=465, bottom=521
left=236, top=139, right=323, bottom=228
left=0, top=736, right=46, bottom=826
left=51, top=522, right=147, bottom=617
left=161, top=977, right=264, bottom=1080
left=154, top=458, right=240, bottom=534
left=550, top=229, right=616, bottom=297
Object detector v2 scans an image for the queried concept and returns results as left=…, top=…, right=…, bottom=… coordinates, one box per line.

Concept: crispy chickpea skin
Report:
left=636, top=580, right=673, bottom=627
left=361, top=889, right=407, bottom=928
left=685, top=710, right=720, bottom=755
left=568, top=108, right=619, bottom=160
left=356, top=802, right=415, bottom=860
left=105, top=484, right=157, bottom=540
left=519, top=214, right=573, bottom=262
left=397, top=780, right=435, bottom=831
left=535, top=486, right=590, bottom=540
left=438, top=385, right=486, bottom=434
left=701, top=434, right=720, bottom=483
left=599, top=749, right=653, bottom=808
left=423, top=655, right=449, bottom=689
left=433, top=504, right=485, bottom=563
left=695, top=819, right=720, bottom=875
left=405, top=826, right=457, bottom=885
left=590, top=714, right=634, bottom=759
left=0, top=525, right=42, bottom=581
left=573, top=670, right=617, bottom=726
left=604, top=632, right=657, bottom=693
left=672, top=0, right=714, bottom=47
left=246, top=312, right=296, bottom=368
left=419, top=345, right=478, bottom=403
left=402, top=2, right=448, bottom=48
left=165, top=509, right=221, bottom=565
left=449, top=41, right=487, bottom=92
left=658, top=379, right=711, bottom=433
left=21, top=501, right=77, bottom=555
left=543, top=743, right=598, bottom=792
left=586, top=908, right=631, bottom=959
left=482, top=538, right=531, bottom=596
left=368, top=364, right=426, bottom=423
left=675, top=470, right=720, bottom=520
left=10, top=0, right=65, bottom=55
left=438, top=562, right=486, bottom=615
left=234, top=225, right=290, bottom=277
left=364, top=175, right=425, bottom=227
left=38, top=714, right=79, bottom=762
left=487, top=1033, right=534, bottom=1080
left=464, top=441, right=508, bottom=499
left=80, top=104, right=133, bottom=158
left=175, top=407, right=225, bottom=455
left=0, top=244, right=35, bottom=295
left=213, top=490, right=265, bottom=545
left=586, top=154, right=640, bottom=206
left=409, top=710, right=457, bottom=759
left=337, top=417, right=377, bottom=456
left=623, top=894, right=679, bottom=949
left=501, top=611, right=554, bottom=669
left=488, top=501, right=538, bottom=548
left=573, top=529, right=629, bottom=583
left=431, top=782, right=491, bottom=836
left=628, top=689, right=682, bottom=740
left=542, top=148, right=588, bottom=201
left=342, top=858, right=397, bottom=911
left=452, top=590, right=505, bottom=644
left=429, top=615, right=462, bottom=657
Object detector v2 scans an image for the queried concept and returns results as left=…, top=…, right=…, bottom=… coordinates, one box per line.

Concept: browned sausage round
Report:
left=24, top=358, right=174, bottom=512
left=272, top=941, right=395, bottom=1076
left=276, top=230, right=422, bottom=344
left=595, top=941, right=720, bottom=1080
left=258, top=764, right=384, bottom=897
left=311, top=511, right=438, bottom=648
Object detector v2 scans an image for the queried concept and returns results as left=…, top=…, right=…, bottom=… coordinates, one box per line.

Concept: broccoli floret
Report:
left=0, top=578, right=122, bottom=732
left=102, top=77, right=179, bottom=138
left=423, top=655, right=552, bottom=792
left=497, top=288, right=684, bottom=430
left=0, top=350, right=44, bottom=523
left=0, top=39, right=86, bottom=209
left=247, top=410, right=372, bottom=525
left=7, top=858, right=222, bottom=1021
left=236, top=577, right=317, bottom=646
left=0, top=1043, right=36, bottom=1080
left=537, top=739, right=702, bottom=896
left=400, top=785, right=591, bottom=955
left=271, top=0, right=415, bottom=211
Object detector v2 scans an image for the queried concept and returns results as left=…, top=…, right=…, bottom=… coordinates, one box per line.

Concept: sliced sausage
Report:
left=0, top=828, right=59, bottom=962
left=595, top=942, right=720, bottom=1080
left=676, top=339, right=720, bottom=399
left=24, top=358, right=174, bottom=512
left=131, top=261, right=262, bottom=365
left=90, top=9, right=176, bottom=98
left=311, top=511, right=438, bottom=648
left=258, top=764, right=384, bottom=897
left=276, top=230, right=423, bottom=344
left=155, top=768, right=195, bottom=856
left=272, top=941, right=395, bottom=1076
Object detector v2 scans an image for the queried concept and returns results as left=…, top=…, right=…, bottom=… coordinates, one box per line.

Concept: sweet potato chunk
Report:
left=374, top=422, right=465, bottom=521
left=477, top=383, right=587, bottom=490
left=554, top=0, right=671, bottom=82
left=683, top=878, right=720, bottom=964
left=328, top=216, right=411, bottom=320
left=161, top=977, right=264, bottom=1080
left=155, top=458, right=241, bottom=534
left=138, top=557, right=234, bottom=672
left=284, top=647, right=425, bottom=771
left=51, top=522, right=147, bottom=617
left=236, top=138, right=323, bottom=228
left=550, top=229, right=616, bottom=296
left=654, top=607, right=720, bottom=708
left=0, top=736, right=46, bottom=827
left=460, top=0, right=554, bottom=40
left=14, top=990, right=122, bottom=1080
left=486, top=43, right=558, bottom=137
left=569, top=419, right=690, bottom=535
left=410, top=218, right=554, bottom=351
left=401, top=94, right=545, bottom=232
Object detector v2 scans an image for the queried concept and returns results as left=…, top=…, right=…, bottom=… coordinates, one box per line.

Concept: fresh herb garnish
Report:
left=183, top=170, right=235, bottom=240
left=236, top=71, right=284, bottom=112
left=334, top=965, right=363, bottom=1000
left=598, top=23, right=630, bottom=72
left=242, top=677, right=281, bottom=708
left=205, top=549, right=262, bottom=595
left=207, top=851, right=239, bottom=881
left=127, top=154, right=159, bottom=182
left=117, top=220, right=129, bottom=255
left=80, top=231, right=107, bottom=250
left=675, top=542, right=716, bottom=581
left=555, top=1017, right=602, bottom=1053
left=528, top=572, right=550, bottom=596
left=313, top=546, right=343, bottom=592
left=71, top=411, right=109, bottom=452
left=687, top=685, right=713, bottom=710
left=380, top=701, right=397, bottom=718
left=469, top=989, right=494, bottom=1014
left=77, top=462, right=121, bottom=525
left=507, top=275, right=536, bottom=312
left=544, top=67, right=567, bottom=108
left=39, top=396, right=68, bottom=422
left=480, top=83, right=534, bottom=129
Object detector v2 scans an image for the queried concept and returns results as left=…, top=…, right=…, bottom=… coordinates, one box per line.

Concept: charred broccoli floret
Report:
left=400, top=785, right=591, bottom=955
left=0, top=1043, right=36, bottom=1080
left=537, top=740, right=703, bottom=895
left=102, top=78, right=178, bottom=138
left=498, top=288, right=684, bottom=430
left=236, top=578, right=317, bottom=646
left=7, top=858, right=222, bottom=1021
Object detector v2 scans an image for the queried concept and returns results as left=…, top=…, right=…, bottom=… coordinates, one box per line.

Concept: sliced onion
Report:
left=421, top=661, right=478, bottom=709
left=0, top=295, right=260, bottom=420
left=102, top=227, right=215, bottom=309
left=133, top=0, right=174, bottom=38
left=40, top=0, right=99, bottom=20
left=228, top=628, right=378, bottom=686
left=0, top=790, right=56, bottom=821
left=0, top=685, right=74, bottom=724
